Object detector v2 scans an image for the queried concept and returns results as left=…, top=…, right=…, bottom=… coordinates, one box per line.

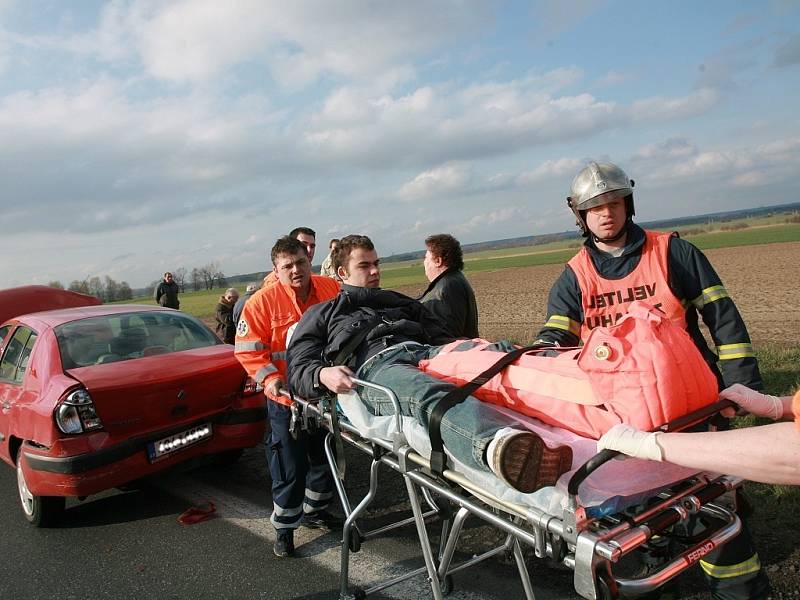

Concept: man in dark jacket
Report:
left=214, top=287, right=239, bottom=344
left=419, top=234, right=479, bottom=339
left=154, top=272, right=180, bottom=309
left=287, top=235, right=572, bottom=494
left=536, top=161, right=769, bottom=600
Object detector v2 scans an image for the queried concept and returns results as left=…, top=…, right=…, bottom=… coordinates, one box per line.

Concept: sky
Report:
left=1, top=0, right=799, bottom=289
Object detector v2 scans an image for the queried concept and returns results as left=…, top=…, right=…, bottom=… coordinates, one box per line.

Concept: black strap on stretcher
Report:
left=327, top=310, right=382, bottom=480
left=427, top=344, right=546, bottom=476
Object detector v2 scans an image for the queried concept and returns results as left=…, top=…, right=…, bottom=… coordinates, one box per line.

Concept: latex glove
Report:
left=719, top=383, right=783, bottom=420
left=597, top=424, right=664, bottom=461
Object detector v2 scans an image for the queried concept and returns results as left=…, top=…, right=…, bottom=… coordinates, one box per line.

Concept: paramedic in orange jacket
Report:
left=263, top=226, right=318, bottom=287
left=235, top=235, right=339, bottom=558
left=536, top=161, right=769, bottom=599
left=599, top=384, right=800, bottom=485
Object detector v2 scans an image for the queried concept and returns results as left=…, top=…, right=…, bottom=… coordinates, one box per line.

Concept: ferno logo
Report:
left=685, top=542, right=715, bottom=564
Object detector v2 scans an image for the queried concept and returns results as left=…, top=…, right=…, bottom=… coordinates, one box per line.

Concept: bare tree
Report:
left=48, top=280, right=64, bottom=289
left=199, top=262, right=219, bottom=290
left=172, top=267, right=187, bottom=292
left=118, top=281, right=133, bottom=300
left=190, top=268, right=202, bottom=292
left=68, top=279, right=90, bottom=294
left=104, top=276, right=120, bottom=302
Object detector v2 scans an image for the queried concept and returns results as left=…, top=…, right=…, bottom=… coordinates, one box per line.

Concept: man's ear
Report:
left=336, top=265, right=348, bottom=281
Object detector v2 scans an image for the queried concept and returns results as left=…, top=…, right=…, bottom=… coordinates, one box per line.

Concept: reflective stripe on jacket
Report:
left=235, top=275, right=340, bottom=407
left=568, top=230, right=686, bottom=342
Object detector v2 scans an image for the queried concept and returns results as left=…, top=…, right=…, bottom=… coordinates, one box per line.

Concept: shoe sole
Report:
left=497, top=432, right=573, bottom=494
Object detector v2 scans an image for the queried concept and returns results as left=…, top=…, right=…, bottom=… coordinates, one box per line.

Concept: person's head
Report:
left=567, top=161, right=635, bottom=243
left=271, top=236, right=311, bottom=293
left=163, top=271, right=174, bottom=282
left=329, top=238, right=340, bottom=252
left=333, top=235, right=380, bottom=288
left=423, top=234, right=463, bottom=282
left=223, top=287, right=239, bottom=303
left=289, top=226, right=317, bottom=262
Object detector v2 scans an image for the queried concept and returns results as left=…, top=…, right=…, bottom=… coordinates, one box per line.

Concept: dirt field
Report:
left=397, top=241, right=800, bottom=348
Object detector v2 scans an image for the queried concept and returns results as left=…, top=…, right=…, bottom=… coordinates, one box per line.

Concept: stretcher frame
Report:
left=284, top=380, right=745, bottom=600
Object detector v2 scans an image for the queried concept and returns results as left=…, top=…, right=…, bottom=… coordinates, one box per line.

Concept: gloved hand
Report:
left=597, top=424, right=664, bottom=461
left=718, top=383, right=783, bottom=420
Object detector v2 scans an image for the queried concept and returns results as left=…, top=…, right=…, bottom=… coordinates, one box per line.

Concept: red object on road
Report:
left=178, top=501, right=217, bottom=525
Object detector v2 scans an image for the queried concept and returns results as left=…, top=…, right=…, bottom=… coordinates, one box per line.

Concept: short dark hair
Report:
left=289, top=226, right=316, bottom=239
left=271, top=235, right=307, bottom=265
left=425, top=234, right=464, bottom=271
left=333, top=234, right=374, bottom=270
left=329, top=238, right=340, bottom=248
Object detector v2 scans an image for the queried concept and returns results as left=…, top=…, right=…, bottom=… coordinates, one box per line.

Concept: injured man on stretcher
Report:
left=287, top=234, right=721, bottom=494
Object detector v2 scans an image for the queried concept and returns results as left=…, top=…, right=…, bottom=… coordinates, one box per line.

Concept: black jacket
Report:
left=536, top=223, right=762, bottom=390
left=215, top=297, right=236, bottom=344
left=287, top=285, right=454, bottom=399
left=418, top=269, right=479, bottom=339
left=154, top=280, right=180, bottom=309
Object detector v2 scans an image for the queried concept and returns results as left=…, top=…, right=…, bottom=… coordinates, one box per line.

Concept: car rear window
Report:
left=55, top=311, right=220, bottom=369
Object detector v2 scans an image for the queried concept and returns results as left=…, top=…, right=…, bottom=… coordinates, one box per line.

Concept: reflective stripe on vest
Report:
left=235, top=341, right=265, bottom=352
left=568, top=230, right=686, bottom=343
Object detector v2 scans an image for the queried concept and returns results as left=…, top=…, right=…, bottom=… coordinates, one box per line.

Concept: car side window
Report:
left=0, top=325, right=10, bottom=354
left=0, top=326, right=35, bottom=383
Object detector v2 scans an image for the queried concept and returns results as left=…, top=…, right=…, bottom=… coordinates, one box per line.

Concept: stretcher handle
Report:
left=567, top=399, right=737, bottom=496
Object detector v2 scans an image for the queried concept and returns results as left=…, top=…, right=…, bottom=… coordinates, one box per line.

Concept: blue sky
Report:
left=1, top=0, right=798, bottom=288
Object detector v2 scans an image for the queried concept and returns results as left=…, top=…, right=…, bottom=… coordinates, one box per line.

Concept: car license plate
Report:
left=147, top=423, right=212, bottom=462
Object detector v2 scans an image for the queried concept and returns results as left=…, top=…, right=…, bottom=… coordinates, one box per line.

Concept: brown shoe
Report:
left=489, top=430, right=573, bottom=494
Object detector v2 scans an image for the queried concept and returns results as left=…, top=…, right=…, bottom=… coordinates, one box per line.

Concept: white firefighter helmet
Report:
left=567, top=161, right=635, bottom=237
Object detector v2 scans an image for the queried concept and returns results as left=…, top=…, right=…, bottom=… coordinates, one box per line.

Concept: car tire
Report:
left=16, top=455, right=65, bottom=527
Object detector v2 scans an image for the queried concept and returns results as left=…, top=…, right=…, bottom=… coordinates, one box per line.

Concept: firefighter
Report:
left=235, top=235, right=340, bottom=557
left=535, top=161, right=770, bottom=599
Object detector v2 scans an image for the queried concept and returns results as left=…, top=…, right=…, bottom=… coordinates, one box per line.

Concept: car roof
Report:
left=13, top=304, right=179, bottom=330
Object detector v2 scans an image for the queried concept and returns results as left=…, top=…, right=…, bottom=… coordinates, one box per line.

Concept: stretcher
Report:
left=282, top=381, right=743, bottom=600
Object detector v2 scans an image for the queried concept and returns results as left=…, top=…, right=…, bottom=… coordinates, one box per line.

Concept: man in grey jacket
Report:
left=419, top=234, right=478, bottom=339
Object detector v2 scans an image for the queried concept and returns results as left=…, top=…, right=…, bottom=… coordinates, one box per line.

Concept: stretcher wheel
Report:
left=348, top=529, right=362, bottom=553
left=439, top=574, right=454, bottom=595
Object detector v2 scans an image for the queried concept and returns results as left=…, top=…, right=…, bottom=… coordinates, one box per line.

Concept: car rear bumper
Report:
left=20, top=407, right=266, bottom=497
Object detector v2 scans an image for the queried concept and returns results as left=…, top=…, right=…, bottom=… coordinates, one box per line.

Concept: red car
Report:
left=0, top=286, right=266, bottom=526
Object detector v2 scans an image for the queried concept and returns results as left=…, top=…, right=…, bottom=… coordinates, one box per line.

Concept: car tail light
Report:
left=55, top=388, right=104, bottom=434
left=241, top=376, right=263, bottom=396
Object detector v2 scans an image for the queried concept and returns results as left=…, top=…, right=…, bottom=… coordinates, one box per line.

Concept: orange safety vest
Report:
left=568, top=230, right=686, bottom=342
left=235, top=275, right=340, bottom=407
left=418, top=301, right=718, bottom=440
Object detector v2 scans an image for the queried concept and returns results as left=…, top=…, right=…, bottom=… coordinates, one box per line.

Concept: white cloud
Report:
left=397, top=162, right=472, bottom=201
left=517, top=157, right=583, bottom=184
left=630, top=88, right=720, bottom=122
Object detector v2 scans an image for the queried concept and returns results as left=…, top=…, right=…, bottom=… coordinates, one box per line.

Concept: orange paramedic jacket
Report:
left=235, top=275, right=340, bottom=407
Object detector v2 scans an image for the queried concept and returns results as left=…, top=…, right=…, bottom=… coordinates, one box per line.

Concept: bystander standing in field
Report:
left=214, top=287, right=239, bottom=344
left=419, top=234, right=479, bottom=339
left=535, top=160, right=770, bottom=599
left=320, top=238, right=340, bottom=280
left=154, top=272, right=180, bottom=309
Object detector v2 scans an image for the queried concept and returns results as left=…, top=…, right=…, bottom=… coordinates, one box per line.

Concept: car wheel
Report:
left=16, top=455, right=65, bottom=527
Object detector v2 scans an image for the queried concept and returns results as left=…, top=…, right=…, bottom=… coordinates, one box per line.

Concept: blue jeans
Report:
left=357, top=342, right=517, bottom=473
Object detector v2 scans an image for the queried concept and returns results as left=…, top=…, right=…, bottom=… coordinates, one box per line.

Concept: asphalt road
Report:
left=0, top=446, right=575, bottom=600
